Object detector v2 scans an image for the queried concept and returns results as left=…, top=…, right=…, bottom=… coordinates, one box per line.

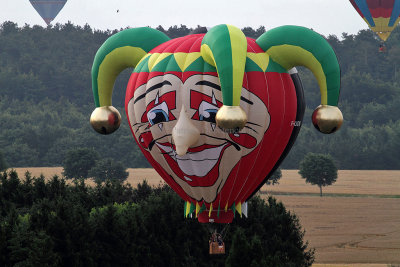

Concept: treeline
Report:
left=0, top=21, right=399, bottom=169
left=0, top=170, right=314, bottom=266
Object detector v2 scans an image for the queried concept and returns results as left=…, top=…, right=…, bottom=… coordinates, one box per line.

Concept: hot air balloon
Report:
left=90, top=25, right=343, bottom=224
left=29, top=0, right=67, bottom=25
left=349, top=0, right=400, bottom=42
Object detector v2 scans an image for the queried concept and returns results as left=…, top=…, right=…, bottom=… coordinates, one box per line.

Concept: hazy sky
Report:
left=1, top=0, right=367, bottom=38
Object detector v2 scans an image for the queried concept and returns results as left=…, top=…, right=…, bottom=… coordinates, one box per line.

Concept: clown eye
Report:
left=147, top=102, right=170, bottom=125
left=198, top=101, right=218, bottom=123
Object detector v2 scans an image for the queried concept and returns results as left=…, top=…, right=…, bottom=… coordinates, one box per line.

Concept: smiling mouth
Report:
left=156, top=143, right=225, bottom=176
left=155, top=142, right=230, bottom=186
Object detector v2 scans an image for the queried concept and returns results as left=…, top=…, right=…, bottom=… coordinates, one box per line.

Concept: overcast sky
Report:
left=1, top=0, right=367, bottom=38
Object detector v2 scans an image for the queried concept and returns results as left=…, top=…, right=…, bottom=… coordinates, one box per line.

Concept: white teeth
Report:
left=184, top=176, right=192, bottom=181
left=158, top=123, right=163, bottom=131
left=178, top=159, right=218, bottom=176
left=156, top=143, right=225, bottom=177
left=140, top=138, right=144, bottom=142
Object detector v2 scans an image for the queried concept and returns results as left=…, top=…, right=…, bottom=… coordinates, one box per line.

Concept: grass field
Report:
left=12, top=167, right=400, bottom=265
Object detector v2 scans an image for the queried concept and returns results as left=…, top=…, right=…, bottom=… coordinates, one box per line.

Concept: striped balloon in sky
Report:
left=350, top=0, right=400, bottom=41
left=29, top=0, right=67, bottom=25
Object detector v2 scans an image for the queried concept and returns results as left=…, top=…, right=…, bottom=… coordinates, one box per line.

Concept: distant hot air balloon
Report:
left=349, top=0, right=400, bottom=41
left=89, top=25, right=343, bottom=224
left=29, top=0, right=67, bottom=25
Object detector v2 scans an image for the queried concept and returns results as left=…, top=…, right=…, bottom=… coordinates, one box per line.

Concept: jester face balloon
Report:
left=90, top=25, right=343, bottom=223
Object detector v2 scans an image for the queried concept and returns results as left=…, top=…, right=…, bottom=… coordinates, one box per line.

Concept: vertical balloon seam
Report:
left=125, top=97, right=191, bottom=204
left=175, top=35, right=201, bottom=71
left=200, top=36, right=223, bottom=214
left=246, top=71, right=305, bottom=201
left=237, top=73, right=288, bottom=203
left=222, top=77, right=247, bottom=210
left=258, top=74, right=295, bottom=200
left=172, top=38, right=207, bottom=204
left=147, top=41, right=197, bottom=204
left=234, top=51, right=273, bottom=203
left=182, top=39, right=208, bottom=204
left=131, top=35, right=236, bottom=209
left=185, top=37, right=212, bottom=209
left=228, top=43, right=268, bottom=205
left=204, top=25, right=247, bottom=209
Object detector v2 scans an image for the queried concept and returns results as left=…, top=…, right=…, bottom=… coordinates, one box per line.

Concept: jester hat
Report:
left=90, top=24, right=343, bottom=136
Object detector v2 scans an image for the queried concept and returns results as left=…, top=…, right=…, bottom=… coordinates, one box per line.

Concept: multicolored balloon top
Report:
left=92, top=25, right=341, bottom=111
left=350, top=0, right=400, bottom=41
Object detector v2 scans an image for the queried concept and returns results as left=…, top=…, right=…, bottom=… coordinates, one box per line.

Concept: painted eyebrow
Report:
left=134, top=80, right=172, bottom=104
left=195, top=80, right=221, bottom=90
left=195, top=80, right=253, bottom=105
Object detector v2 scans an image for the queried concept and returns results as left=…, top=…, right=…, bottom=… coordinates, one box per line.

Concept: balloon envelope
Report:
left=125, top=35, right=303, bottom=223
left=90, top=25, right=342, bottom=223
left=349, top=0, right=400, bottom=41
left=29, top=0, right=67, bottom=25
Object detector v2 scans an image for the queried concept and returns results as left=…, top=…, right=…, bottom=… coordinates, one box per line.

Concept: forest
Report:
left=0, top=21, right=399, bottom=169
left=0, top=170, right=314, bottom=266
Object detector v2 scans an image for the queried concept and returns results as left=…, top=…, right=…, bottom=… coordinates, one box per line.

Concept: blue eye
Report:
left=199, top=109, right=218, bottom=123
left=147, top=102, right=169, bottom=126
left=198, top=101, right=218, bottom=123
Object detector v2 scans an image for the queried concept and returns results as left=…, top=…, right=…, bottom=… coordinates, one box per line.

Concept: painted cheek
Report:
left=138, top=131, right=154, bottom=149
left=228, top=133, right=257, bottom=149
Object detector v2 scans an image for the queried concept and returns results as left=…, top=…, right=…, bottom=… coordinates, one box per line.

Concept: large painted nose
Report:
left=172, top=106, right=200, bottom=156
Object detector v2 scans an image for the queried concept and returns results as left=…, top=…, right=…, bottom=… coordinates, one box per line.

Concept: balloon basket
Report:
left=208, top=230, right=226, bottom=255
left=209, top=241, right=225, bottom=255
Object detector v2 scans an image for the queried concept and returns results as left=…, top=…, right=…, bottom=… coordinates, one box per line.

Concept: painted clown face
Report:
left=127, top=73, right=270, bottom=203
left=91, top=25, right=342, bottom=223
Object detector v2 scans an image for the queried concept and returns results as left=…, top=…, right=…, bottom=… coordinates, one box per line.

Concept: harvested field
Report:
left=270, top=195, right=400, bottom=265
left=10, top=167, right=400, bottom=265
left=263, top=170, right=400, bottom=196
left=12, top=167, right=165, bottom=186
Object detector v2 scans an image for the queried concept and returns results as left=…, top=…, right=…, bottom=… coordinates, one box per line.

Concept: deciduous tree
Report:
left=266, top=168, right=282, bottom=186
left=88, top=158, right=128, bottom=183
left=298, top=152, right=338, bottom=196
left=62, top=148, right=99, bottom=179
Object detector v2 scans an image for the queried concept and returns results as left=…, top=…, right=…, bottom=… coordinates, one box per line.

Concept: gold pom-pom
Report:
left=216, top=105, right=247, bottom=133
left=312, top=105, right=343, bottom=134
left=90, top=106, right=121, bottom=135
